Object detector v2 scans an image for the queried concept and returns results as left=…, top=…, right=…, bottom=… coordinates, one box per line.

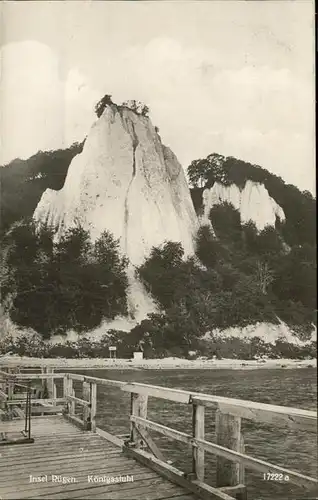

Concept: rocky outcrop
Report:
left=33, top=104, right=198, bottom=321
left=200, top=180, right=285, bottom=231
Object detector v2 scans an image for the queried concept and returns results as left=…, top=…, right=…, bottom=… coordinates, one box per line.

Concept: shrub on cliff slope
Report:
left=136, top=239, right=282, bottom=351
left=1, top=220, right=129, bottom=338
left=137, top=224, right=314, bottom=347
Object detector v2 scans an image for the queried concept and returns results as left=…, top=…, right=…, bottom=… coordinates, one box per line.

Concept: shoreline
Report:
left=0, top=356, right=316, bottom=370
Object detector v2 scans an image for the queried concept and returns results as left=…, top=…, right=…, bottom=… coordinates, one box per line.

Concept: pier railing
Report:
left=0, top=367, right=317, bottom=500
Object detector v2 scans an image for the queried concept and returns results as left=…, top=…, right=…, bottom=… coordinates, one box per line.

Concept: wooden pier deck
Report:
left=0, top=416, right=197, bottom=500
left=0, top=365, right=317, bottom=500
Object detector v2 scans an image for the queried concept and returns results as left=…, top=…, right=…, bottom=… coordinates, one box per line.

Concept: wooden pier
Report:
left=0, top=365, right=317, bottom=500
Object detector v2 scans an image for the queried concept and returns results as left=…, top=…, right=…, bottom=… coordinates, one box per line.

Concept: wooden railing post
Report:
left=63, top=375, right=70, bottom=414
left=52, top=381, right=57, bottom=404
left=130, top=392, right=148, bottom=448
left=89, top=382, right=97, bottom=432
left=215, top=409, right=246, bottom=499
left=67, top=377, right=75, bottom=417
left=82, top=381, right=90, bottom=430
left=192, top=404, right=205, bottom=481
left=47, top=367, right=54, bottom=398
left=7, top=368, right=13, bottom=399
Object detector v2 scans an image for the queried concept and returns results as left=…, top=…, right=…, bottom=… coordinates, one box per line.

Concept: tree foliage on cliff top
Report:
left=188, top=153, right=316, bottom=247
left=0, top=142, right=84, bottom=237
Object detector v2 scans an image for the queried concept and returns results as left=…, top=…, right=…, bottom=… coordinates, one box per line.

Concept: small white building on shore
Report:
left=133, top=351, right=143, bottom=361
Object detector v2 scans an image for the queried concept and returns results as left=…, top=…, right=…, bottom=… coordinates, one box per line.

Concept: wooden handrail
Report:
left=64, top=376, right=317, bottom=432
left=66, top=394, right=91, bottom=406
left=130, top=415, right=317, bottom=489
left=63, top=375, right=317, bottom=430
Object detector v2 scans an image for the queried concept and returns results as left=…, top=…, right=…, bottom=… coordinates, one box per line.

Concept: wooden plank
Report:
left=164, top=497, right=197, bottom=500
left=238, top=435, right=245, bottom=490
left=0, top=439, right=115, bottom=459
left=0, top=454, right=129, bottom=479
left=90, top=382, right=97, bottom=432
left=123, top=446, right=235, bottom=500
left=135, top=424, right=167, bottom=462
left=192, top=404, right=205, bottom=482
left=63, top=414, right=85, bottom=430
left=69, top=379, right=75, bottom=416
left=130, top=392, right=148, bottom=447
left=6, top=398, right=65, bottom=405
left=0, top=433, right=104, bottom=446
left=31, top=406, right=64, bottom=414
left=82, top=381, right=90, bottom=430
left=86, top=481, right=191, bottom=500
left=0, top=463, right=141, bottom=488
left=96, top=427, right=124, bottom=447
left=215, top=410, right=241, bottom=488
left=0, top=442, right=111, bottom=459
left=131, top=415, right=317, bottom=490
left=0, top=422, right=72, bottom=433
left=67, top=395, right=91, bottom=406
left=122, top=383, right=191, bottom=404
left=131, top=415, right=190, bottom=444
left=164, top=496, right=197, bottom=500
left=27, top=476, right=183, bottom=500
left=219, top=485, right=246, bottom=497
left=0, top=448, right=122, bottom=468
left=0, top=457, right=139, bottom=482
left=0, top=466, right=158, bottom=499
left=191, top=396, right=317, bottom=433
left=0, top=433, right=108, bottom=446
left=63, top=375, right=68, bottom=400
left=0, top=446, right=122, bottom=466
left=69, top=373, right=125, bottom=388
left=2, top=373, right=64, bottom=380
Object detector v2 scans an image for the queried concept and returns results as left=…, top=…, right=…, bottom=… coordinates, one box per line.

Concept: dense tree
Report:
left=195, top=225, right=219, bottom=268
left=0, top=142, right=84, bottom=236
left=1, top=221, right=129, bottom=338
left=187, top=153, right=226, bottom=188
left=209, top=202, right=242, bottom=243
left=95, top=94, right=113, bottom=118
left=272, top=244, right=316, bottom=311
left=137, top=242, right=185, bottom=309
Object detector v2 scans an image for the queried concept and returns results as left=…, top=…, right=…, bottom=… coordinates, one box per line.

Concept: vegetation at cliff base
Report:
left=134, top=198, right=316, bottom=355
left=1, top=220, right=129, bottom=338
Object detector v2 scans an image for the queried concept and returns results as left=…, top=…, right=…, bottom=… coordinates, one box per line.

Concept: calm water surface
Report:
left=70, top=368, right=317, bottom=500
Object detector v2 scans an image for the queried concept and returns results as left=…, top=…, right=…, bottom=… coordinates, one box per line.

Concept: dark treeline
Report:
left=0, top=142, right=84, bottom=237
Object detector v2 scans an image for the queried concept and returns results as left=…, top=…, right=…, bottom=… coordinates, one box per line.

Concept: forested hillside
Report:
left=0, top=147, right=316, bottom=359
left=0, top=142, right=84, bottom=237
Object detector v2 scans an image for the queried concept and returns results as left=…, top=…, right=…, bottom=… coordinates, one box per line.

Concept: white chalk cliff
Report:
left=200, top=180, right=285, bottom=231
left=33, top=104, right=198, bottom=320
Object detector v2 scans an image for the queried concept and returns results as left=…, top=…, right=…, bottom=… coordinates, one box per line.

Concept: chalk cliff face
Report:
left=200, top=180, right=285, bottom=231
left=33, top=104, right=198, bottom=320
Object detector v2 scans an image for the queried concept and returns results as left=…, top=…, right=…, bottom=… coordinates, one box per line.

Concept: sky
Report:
left=0, top=1, right=315, bottom=193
